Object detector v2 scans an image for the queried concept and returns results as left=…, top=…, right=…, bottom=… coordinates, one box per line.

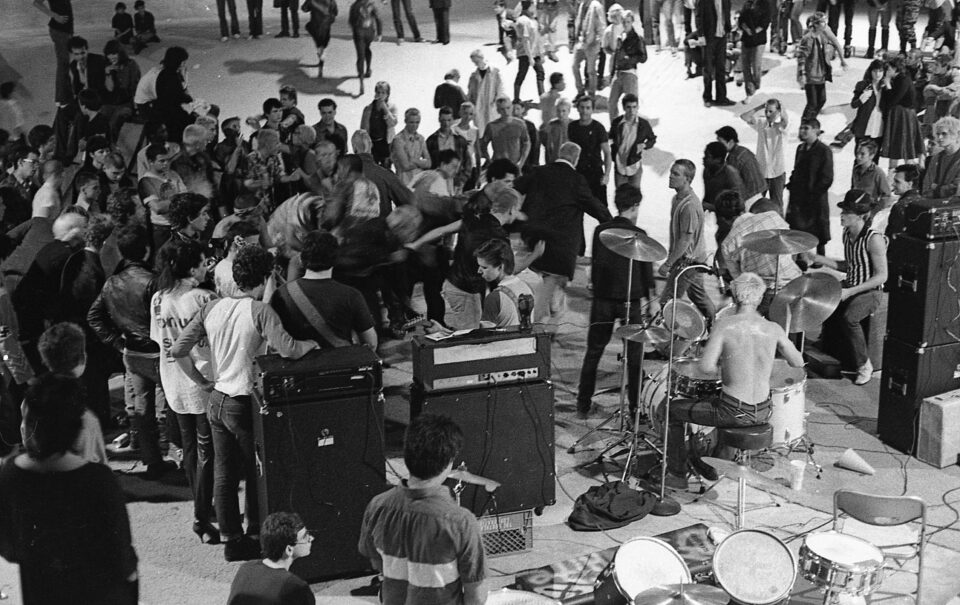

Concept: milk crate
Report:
left=478, top=509, right=533, bottom=557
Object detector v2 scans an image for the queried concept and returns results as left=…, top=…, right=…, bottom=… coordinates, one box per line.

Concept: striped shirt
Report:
left=359, top=485, right=485, bottom=605
left=842, top=226, right=885, bottom=288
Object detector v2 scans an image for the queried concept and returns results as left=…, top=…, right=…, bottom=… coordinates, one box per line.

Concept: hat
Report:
left=837, top=189, right=874, bottom=214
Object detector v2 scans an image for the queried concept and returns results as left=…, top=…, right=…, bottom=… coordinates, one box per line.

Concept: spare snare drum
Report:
left=799, top=531, right=884, bottom=597
left=768, top=360, right=808, bottom=445
left=594, top=537, right=692, bottom=605
left=712, top=529, right=797, bottom=605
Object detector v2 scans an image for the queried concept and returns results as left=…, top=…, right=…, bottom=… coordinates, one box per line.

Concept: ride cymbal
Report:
left=600, top=228, right=668, bottom=262
left=768, top=273, right=842, bottom=333
left=740, top=229, right=819, bottom=255
left=633, top=584, right=730, bottom=605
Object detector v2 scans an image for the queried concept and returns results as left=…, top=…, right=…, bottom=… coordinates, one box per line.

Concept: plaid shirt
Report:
left=721, top=211, right=802, bottom=288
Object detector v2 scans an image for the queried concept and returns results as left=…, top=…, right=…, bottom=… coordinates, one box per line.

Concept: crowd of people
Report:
left=0, top=0, right=958, bottom=601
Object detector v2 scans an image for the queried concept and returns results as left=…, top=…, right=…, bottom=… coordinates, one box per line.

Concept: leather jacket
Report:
left=87, top=259, right=159, bottom=354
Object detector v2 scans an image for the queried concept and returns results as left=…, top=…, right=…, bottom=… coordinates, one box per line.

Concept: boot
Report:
left=317, top=59, right=324, bottom=79
left=866, top=27, right=876, bottom=58
left=881, top=27, right=890, bottom=51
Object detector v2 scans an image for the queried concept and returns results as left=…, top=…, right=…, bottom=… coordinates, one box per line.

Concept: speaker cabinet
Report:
left=252, top=389, right=387, bottom=582
left=410, top=382, right=556, bottom=516
left=886, top=234, right=960, bottom=347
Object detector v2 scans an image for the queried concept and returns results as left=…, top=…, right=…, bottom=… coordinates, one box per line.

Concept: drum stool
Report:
left=718, top=424, right=773, bottom=529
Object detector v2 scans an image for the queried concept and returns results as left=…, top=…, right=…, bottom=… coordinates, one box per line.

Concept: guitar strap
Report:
left=286, top=280, right=352, bottom=348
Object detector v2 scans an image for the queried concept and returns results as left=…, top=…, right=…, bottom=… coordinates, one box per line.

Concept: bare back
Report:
left=700, top=309, right=800, bottom=404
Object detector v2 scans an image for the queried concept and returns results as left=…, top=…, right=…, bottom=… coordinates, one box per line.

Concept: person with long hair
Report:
left=0, top=374, right=139, bottom=604
left=154, top=46, right=193, bottom=143
left=102, top=39, right=141, bottom=136
left=349, top=0, right=382, bottom=95
left=150, top=238, right=218, bottom=545
left=880, top=55, right=923, bottom=168
left=305, top=0, right=338, bottom=79
left=850, top=59, right=885, bottom=156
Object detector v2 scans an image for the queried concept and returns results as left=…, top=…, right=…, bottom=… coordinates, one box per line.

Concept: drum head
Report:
left=804, top=532, right=884, bottom=569
left=485, top=589, right=559, bottom=605
left=713, top=530, right=796, bottom=605
left=662, top=300, right=706, bottom=341
left=770, top=359, right=807, bottom=392
left=613, top=537, right=692, bottom=600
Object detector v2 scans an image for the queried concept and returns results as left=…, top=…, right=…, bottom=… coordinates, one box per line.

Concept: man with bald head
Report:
left=13, top=209, right=89, bottom=371
left=515, top=141, right=612, bottom=329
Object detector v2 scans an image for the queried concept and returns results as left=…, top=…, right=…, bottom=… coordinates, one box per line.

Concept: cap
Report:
left=836, top=189, right=874, bottom=215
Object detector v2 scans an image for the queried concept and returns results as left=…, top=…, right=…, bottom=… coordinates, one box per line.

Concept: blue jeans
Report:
left=667, top=392, right=772, bottom=475
left=123, top=352, right=164, bottom=466
left=216, top=0, right=241, bottom=36
left=208, top=390, right=259, bottom=541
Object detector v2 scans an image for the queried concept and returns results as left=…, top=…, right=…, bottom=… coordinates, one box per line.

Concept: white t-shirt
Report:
left=749, top=116, right=787, bottom=179
left=134, top=65, right=161, bottom=105
left=150, top=281, right=216, bottom=415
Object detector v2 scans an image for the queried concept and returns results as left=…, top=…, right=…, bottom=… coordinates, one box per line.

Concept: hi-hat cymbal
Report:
left=741, top=229, right=819, bottom=255
left=600, top=228, right=668, bottom=262
left=614, top=324, right=672, bottom=344
left=768, top=273, right=842, bottom=333
left=701, top=457, right=782, bottom=488
left=633, top=584, right=729, bottom=605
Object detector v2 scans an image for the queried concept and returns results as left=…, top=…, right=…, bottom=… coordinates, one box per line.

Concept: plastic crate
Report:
left=479, top=510, right=533, bottom=557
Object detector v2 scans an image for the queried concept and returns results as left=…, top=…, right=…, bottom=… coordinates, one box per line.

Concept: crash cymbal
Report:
left=741, top=229, right=820, bottom=255
left=662, top=299, right=706, bottom=341
left=614, top=324, right=672, bottom=344
left=600, top=228, right=668, bottom=263
left=701, top=457, right=782, bottom=488
left=633, top=584, right=729, bottom=605
left=768, top=273, right=842, bottom=333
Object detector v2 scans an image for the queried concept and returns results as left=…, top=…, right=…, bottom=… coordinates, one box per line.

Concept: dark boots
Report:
left=866, top=27, right=876, bottom=58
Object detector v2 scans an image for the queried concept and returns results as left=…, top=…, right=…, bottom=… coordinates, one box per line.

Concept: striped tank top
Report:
left=842, top=225, right=885, bottom=288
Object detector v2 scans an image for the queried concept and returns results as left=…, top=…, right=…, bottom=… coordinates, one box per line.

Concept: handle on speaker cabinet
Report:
left=897, top=275, right=918, bottom=292
left=888, top=377, right=908, bottom=396
left=255, top=440, right=264, bottom=477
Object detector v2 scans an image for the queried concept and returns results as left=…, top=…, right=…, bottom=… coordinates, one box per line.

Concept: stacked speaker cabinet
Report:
left=879, top=232, right=960, bottom=453
left=252, top=346, right=386, bottom=582
left=410, top=328, right=556, bottom=517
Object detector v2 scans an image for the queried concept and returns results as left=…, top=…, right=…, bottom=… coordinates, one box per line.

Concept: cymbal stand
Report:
left=650, top=263, right=709, bottom=516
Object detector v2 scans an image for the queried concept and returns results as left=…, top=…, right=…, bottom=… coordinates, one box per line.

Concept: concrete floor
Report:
left=2, top=2, right=960, bottom=604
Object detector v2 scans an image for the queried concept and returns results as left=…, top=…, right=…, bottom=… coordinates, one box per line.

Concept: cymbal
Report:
left=701, top=457, right=782, bottom=488
left=662, top=299, right=706, bottom=341
left=741, top=229, right=819, bottom=255
left=633, top=584, right=729, bottom=605
left=600, top=228, right=668, bottom=262
left=768, top=273, right=842, bottom=333
left=614, top=324, right=672, bottom=344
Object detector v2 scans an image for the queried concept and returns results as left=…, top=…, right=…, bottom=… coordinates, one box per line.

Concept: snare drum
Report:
left=594, top=537, right=692, bottom=605
left=712, top=529, right=797, bottom=605
left=768, top=360, right=807, bottom=445
left=673, top=358, right=722, bottom=400
left=484, top=589, right=559, bottom=605
left=799, top=532, right=885, bottom=597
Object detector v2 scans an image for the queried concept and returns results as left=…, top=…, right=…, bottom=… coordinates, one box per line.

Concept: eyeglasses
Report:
left=295, top=534, right=314, bottom=545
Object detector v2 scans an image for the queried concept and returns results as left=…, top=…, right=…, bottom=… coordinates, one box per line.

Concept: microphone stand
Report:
left=651, top=262, right=710, bottom=517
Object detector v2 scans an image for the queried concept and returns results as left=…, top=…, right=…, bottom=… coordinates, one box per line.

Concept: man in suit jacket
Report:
left=68, top=36, right=108, bottom=100
left=786, top=118, right=833, bottom=255
left=695, top=0, right=734, bottom=106
left=515, top=141, right=612, bottom=328
left=429, top=0, right=451, bottom=44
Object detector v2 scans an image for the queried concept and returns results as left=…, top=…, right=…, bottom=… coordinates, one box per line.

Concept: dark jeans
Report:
left=217, top=0, right=241, bottom=36
left=0, top=381, right=22, bottom=456
left=246, top=0, right=263, bottom=36
left=405, top=248, right=446, bottom=323
left=823, top=289, right=880, bottom=370
left=280, top=0, right=299, bottom=34
left=353, top=31, right=375, bottom=77
left=818, top=0, right=855, bottom=45
left=577, top=298, right=644, bottom=412
left=208, top=390, right=259, bottom=541
left=433, top=7, right=450, bottom=43
left=703, top=37, right=727, bottom=102
left=50, top=27, right=73, bottom=105
left=803, top=83, right=826, bottom=122
left=667, top=392, right=772, bottom=475
left=123, top=353, right=164, bottom=466
left=177, top=411, right=215, bottom=523
left=766, top=174, right=785, bottom=212
left=514, top=55, right=545, bottom=101
left=391, top=0, right=420, bottom=40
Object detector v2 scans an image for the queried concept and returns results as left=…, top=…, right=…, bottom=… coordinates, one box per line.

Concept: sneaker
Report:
left=107, top=432, right=140, bottom=454
left=224, top=536, right=261, bottom=562
left=854, top=359, right=874, bottom=385
left=232, top=33, right=241, bottom=39
left=665, top=472, right=689, bottom=490
left=220, top=36, right=229, bottom=42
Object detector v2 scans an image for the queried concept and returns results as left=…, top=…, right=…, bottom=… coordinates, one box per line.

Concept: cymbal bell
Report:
left=741, top=229, right=819, bottom=255
left=600, top=228, right=668, bottom=262
left=701, top=457, right=782, bottom=488
left=768, top=273, right=842, bottom=333
left=614, top=324, right=672, bottom=344
left=633, top=584, right=730, bottom=605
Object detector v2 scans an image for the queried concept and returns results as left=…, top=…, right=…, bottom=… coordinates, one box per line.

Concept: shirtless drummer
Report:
left=664, top=272, right=805, bottom=489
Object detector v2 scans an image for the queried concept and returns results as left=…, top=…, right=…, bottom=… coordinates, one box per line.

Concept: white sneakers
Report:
left=855, top=359, right=874, bottom=386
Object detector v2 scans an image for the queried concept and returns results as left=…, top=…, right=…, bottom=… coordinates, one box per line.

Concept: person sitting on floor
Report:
left=226, top=511, right=316, bottom=605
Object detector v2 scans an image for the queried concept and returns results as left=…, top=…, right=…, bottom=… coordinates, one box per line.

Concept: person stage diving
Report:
left=663, top=271, right=805, bottom=489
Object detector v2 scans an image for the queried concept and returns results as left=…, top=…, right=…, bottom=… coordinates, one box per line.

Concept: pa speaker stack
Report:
left=251, top=346, right=385, bottom=582
left=410, top=328, right=556, bottom=517
left=878, top=198, right=960, bottom=454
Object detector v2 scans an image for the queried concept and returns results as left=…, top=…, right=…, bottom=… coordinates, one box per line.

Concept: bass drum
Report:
left=641, top=364, right=717, bottom=457
left=594, top=537, right=692, bottom=605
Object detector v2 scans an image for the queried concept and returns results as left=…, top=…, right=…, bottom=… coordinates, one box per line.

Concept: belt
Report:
left=721, top=391, right=771, bottom=411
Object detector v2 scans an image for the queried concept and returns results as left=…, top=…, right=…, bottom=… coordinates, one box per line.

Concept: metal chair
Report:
left=832, top=490, right=927, bottom=603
